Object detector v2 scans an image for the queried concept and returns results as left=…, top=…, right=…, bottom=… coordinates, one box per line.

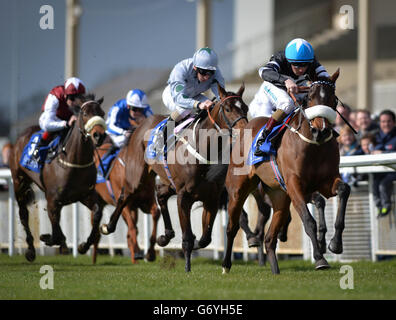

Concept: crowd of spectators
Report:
left=336, top=104, right=396, bottom=218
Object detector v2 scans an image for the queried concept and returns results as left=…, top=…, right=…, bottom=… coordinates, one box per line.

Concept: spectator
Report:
left=372, top=109, right=396, bottom=218
left=338, top=125, right=363, bottom=185
left=1, top=142, right=12, bottom=168
left=338, top=125, right=363, bottom=156
left=0, top=142, right=12, bottom=192
left=354, top=133, right=377, bottom=184
left=360, top=132, right=377, bottom=155
left=355, top=109, right=379, bottom=141
left=334, top=103, right=352, bottom=133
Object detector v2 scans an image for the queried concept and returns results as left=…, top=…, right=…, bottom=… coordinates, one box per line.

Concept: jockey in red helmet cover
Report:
left=33, top=77, right=86, bottom=159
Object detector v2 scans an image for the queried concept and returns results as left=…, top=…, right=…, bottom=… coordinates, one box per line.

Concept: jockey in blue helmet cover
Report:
left=252, top=38, right=330, bottom=156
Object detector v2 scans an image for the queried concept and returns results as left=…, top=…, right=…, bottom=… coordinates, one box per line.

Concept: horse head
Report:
left=79, top=95, right=107, bottom=146
left=303, top=69, right=339, bottom=144
left=210, top=82, right=248, bottom=135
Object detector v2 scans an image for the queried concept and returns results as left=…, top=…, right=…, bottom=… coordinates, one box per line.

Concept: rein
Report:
left=173, top=94, right=247, bottom=165
left=287, top=82, right=336, bottom=145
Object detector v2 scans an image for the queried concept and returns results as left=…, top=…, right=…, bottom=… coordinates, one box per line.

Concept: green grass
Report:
left=0, top=254, right=395, bottom=300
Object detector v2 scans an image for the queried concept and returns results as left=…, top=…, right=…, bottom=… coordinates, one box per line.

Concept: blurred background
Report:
left=0, top=0, right=395, bottom=145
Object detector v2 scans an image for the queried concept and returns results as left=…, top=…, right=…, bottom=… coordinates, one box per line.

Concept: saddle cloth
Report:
left=246, top=112, right=294, bottom=166
left=96, top=148, right=120, bottom=184
left=20, top=131, right=61, bottom=173
left=146, top=115, right=197, bottom=161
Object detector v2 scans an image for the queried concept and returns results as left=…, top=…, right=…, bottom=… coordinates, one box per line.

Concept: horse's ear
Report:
left=217, top=82, right=227, bottom=99
left=97, top=97, right=104, bottom=105
left=237, top=82, right=245, bottom=97
left=330, top=68, right=340, bottom=83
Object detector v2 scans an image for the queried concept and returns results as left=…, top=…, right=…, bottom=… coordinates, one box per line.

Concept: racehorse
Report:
left=222, top=70, right=350, bottom=274
left=9, top=95, right=107, bottom=262
left=89, top=136, right=162, bottom=264
left=100, top=83, right=248, bottom=272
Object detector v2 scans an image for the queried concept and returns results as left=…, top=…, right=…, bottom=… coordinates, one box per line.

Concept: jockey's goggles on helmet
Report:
left=290, top=62, right=311, bottom=68
left=196, top=67, right=215, bottom=76
left=67, top=94, right=78, bottom=101
left=130, top=106, right=144, bottom=113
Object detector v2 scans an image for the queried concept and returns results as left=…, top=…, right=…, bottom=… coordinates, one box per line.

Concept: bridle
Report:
left=287, top=81, right=337, bottom=145
left=58, top=100, right=106, bottom=168
left=207, top=95, right=248, bottom=136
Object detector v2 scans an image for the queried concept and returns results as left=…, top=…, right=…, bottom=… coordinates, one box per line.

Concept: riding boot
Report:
left=32, top=132, right=51, bottom=162
left=254, top=109, right=286, bottom=157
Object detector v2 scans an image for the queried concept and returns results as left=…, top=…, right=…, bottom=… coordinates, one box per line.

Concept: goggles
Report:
left=196, top=67, right=215, bottom=76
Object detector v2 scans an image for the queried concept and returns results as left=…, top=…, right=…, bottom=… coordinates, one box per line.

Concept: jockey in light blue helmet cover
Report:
left=284, top=38, right=315, bottom=63
left=162, top=47, right=225, bottom=122
left=106, top=89, right=153, bottom=148
left=252, top=38, right=330, bottom=157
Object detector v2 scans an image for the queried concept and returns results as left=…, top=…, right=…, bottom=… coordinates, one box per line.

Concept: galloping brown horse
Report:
left=9, top=95, right=107, bottom=262
left=89, top=137, right=162, bottom=264
left=222, top=70, right=350, bottom=274
left=100, top=83, right=248, bottom=272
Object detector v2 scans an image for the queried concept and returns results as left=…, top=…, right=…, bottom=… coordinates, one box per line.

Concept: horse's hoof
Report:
left=145, top=251, right=156, bottom=262
left=40, top=234, right=52, bottom=246
left=78, top=243, right=88, bottom=254
left=247, top=237, right=260, bottom=248
left=277, top=233, right=288, bottom=242
left=315, top=258, right=330, bottom=270
left=198, top=237, right=211, bottom=249
left=222, top=267, right=230, bottom=274
left=100, top=224, right=109, bottom=235
left=25, top=249, right=36, bottom=262
left=328, top=239, right=343, bottom=254
left=59, top=245, right=70, bottom=255
left=157, top=235, right=170, bottom=247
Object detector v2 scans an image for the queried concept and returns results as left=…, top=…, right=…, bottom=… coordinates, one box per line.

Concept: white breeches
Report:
left=249, top=81, right=308, bottom=119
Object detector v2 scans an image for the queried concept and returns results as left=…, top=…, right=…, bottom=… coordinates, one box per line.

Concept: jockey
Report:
left=106, top=89, right=153, bottom=148
left=162, top=47, right=225, bottom=122
left=33, top=77, right=86, bottom=159
left=253, top=38, right=330, bottom=156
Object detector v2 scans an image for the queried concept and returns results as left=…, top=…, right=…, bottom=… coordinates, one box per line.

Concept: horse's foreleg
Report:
left=100, top=188, right=130, bottom=235
left=328, top=178, right=350, bottom=254
left=311, top=192, right=327, bottom=254
left=177, top=192, right=194, bottom=272
left=78, top=193, right=104, bottom=256
left=288, top=176, right=329, bottom=270
left=146, top=203, right=161, bottom=262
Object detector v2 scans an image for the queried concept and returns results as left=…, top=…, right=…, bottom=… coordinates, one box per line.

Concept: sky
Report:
left=0, top=0, right=233, bottom=110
